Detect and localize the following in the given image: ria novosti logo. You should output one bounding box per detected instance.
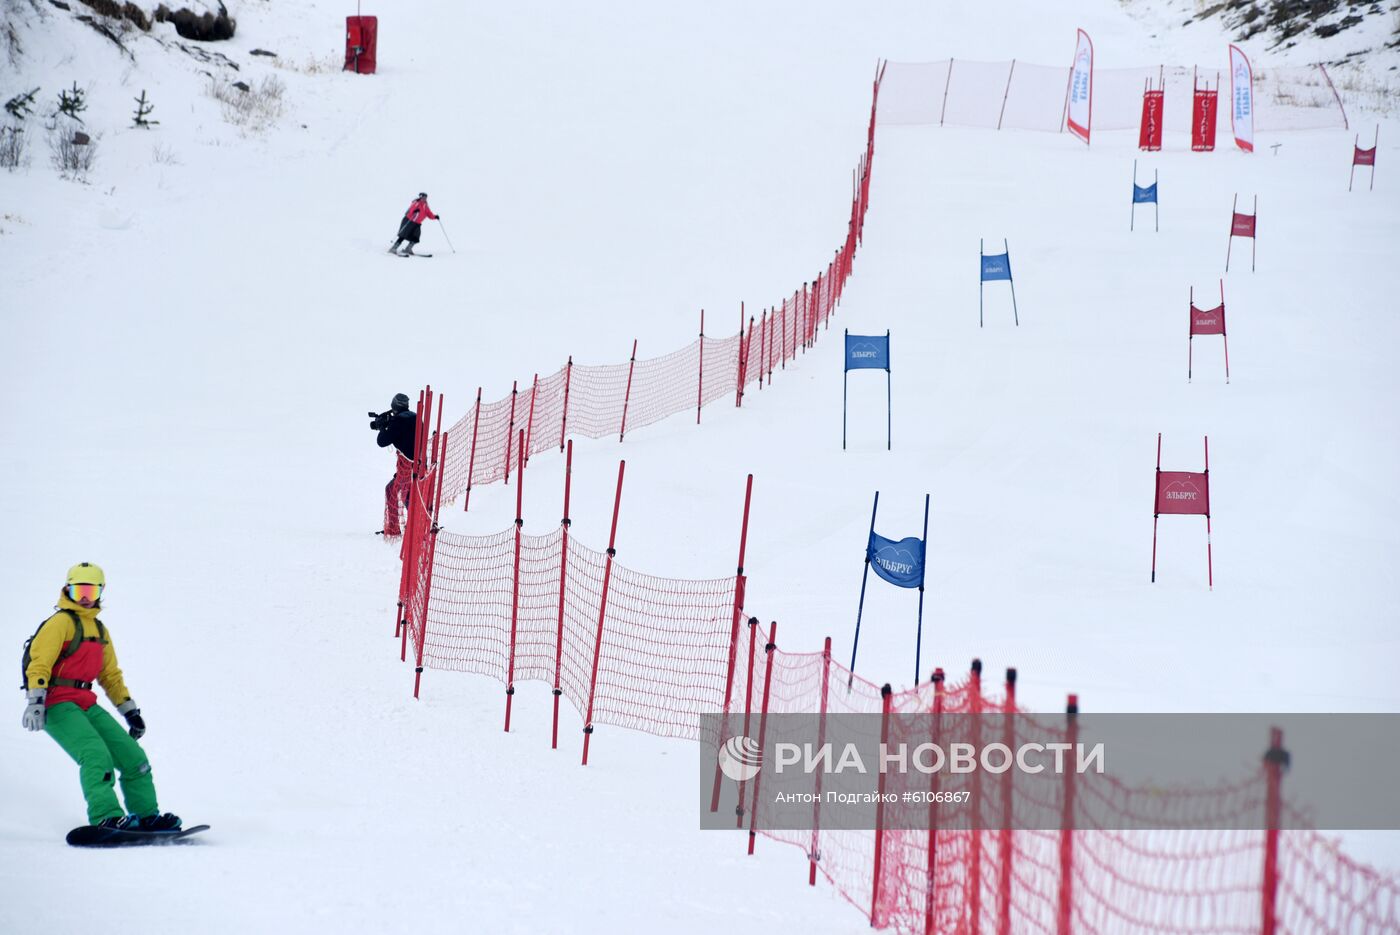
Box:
[718,735,763,782]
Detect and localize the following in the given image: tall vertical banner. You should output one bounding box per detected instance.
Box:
[1066,29,1094,145]
[1192,73,1219,152]
[848,492,931,686]
[843,330,891,451]
[1138,80,1163,151]
[1229,44,1254,153]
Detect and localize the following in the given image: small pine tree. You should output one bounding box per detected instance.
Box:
[56,82,86,124]
[132,90,158,128]
[4,88,39,121]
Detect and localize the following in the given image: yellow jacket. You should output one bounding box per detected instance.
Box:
[24,592,132,709]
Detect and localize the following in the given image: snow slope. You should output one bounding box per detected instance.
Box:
[1,1,1398,932]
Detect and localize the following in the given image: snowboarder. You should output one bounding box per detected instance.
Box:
[21,562,181,832]
[389,192,440,256]
[373,393,417,536]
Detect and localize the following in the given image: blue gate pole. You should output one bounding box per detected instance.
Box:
[1006,238,1020,327]
[843,329,848,451]
[1131,159,1137,232]
[885,329,892,451]
[848,491,880,689]
[914,493,930,685]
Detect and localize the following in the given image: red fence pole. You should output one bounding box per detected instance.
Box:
[696,309,705,424]
[1057,694,1078,935]
[1261,727,1287,935]
[736,616,759,828]
[746,621,778,856]
[412,431,448,699]
[780,301,787,371]
[711,474,754,811]
[969,658,984,935]
[619,341,637,442]
[400,387,430,658]
[870,682,895,924]
[551,439,573,749]
[523,373,539,466]
[802,282,810,354]
[998,668,1017,935]
[758,309,767,392]
[559,356,572,451]
[463,387,482,513]
[581,460,625,766]
[810,636,832,886]
[736,305,750,408]
[504,428,526,732]
[503,380,518,484]
[924,669,946,935]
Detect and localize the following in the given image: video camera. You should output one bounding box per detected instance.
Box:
[368,410,393,432]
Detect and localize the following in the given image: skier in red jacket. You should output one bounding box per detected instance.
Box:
[389,192,440,256]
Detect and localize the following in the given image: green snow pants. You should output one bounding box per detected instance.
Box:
[44,701,158,825]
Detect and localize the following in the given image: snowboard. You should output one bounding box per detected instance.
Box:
[66,823,210,848]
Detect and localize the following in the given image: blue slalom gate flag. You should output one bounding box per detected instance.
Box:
[1133,182,1158,204]
[980,252,1012,282]
[845,332,890,371]
[867,532,925,589]
[843,329,891,450]
[849,492,932,688]
[1132,160,1159,232]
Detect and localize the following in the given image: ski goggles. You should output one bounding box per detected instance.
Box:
[67,583,103,603]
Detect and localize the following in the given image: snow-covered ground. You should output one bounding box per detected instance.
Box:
[1,1,1397,932]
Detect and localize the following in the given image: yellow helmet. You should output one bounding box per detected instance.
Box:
[66,562,106,587]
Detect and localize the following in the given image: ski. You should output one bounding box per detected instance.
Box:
[66,823,210,848]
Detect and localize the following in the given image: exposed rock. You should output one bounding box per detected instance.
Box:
[154,1,235,42]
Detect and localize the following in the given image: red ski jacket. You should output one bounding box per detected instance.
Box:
[405,198,438,224]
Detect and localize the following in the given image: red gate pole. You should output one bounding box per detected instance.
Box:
[870,682,895,924]
[550,439,573,749]
[619,342,637,442]
[1188,286,1195,383]
[758,309,767,391]
[463,387,482,513]
[1261,727,1287,935]
[504,428,526,732]
[503,380,518,484]
[523,373,539,467]
[924,668,946,935]
[710,473,754,812]
[1204,436,1213,589]
[746,621,779,856]
[412,430,448,699]
[1056,693,1079,935]
[736,616,759,828]
[809,636,832,886]
[1226,193,1237,272]
[1220,280,1231,384]
[696,309,705,424]
[559,356,572,451]
[581,460,625,766]
[998,668,1017,935]
[969,658,984,935]
[1151,433,1162,582]
[1252,195,1258,272]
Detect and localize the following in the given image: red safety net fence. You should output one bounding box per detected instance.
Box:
[390,431,1400,933]
[414,66,886,518]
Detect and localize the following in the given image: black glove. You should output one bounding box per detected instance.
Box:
[118,699,146,739]
[436,214,443,220]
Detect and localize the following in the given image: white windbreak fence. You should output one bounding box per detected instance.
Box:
[879,59,1346,134]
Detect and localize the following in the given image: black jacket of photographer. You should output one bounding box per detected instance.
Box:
[376,410,417,461]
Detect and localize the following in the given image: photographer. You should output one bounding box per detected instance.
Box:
[370,393,416,536]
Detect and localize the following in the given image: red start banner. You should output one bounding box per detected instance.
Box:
[1139,89,1164,151]
[1156,471,1210,516]
[1192,88,1218,152]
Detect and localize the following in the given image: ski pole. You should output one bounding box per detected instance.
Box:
[437,219,456,254]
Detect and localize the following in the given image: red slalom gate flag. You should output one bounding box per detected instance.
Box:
[1351,125,1378,192]
[1188,281,1229,383]
[1139,85,1163,151]
[1151,434,1214,587]
[1225,193,1257,272]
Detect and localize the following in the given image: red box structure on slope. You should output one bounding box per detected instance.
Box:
[345,16,378,75]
